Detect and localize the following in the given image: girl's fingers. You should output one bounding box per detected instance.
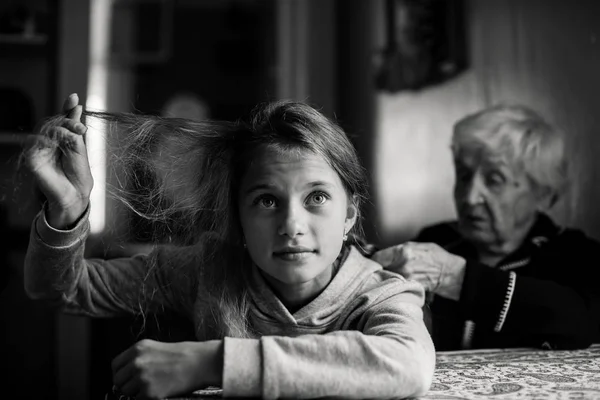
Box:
[112,346,136,377]
[62,118,87,135]
[113,361,136,389]
[39,126,85,157]
[63,93,79,114]
[118,375,141,397]
[23,134,56,172]
[68,104,83,123]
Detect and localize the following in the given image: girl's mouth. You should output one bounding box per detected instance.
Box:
[273,247,316,261]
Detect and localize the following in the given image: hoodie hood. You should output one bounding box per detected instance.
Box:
[246,246,383,336]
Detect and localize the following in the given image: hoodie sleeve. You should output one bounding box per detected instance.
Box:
[222,278,435,399]
[24,207,197,318]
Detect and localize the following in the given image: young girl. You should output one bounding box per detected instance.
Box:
[24,94,435,399]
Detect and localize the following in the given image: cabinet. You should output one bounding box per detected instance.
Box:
[0,1,59,399]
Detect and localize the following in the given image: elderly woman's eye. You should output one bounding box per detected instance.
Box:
[486,172,506,187]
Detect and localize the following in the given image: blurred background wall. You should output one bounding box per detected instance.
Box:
[1,0,600,399]
[375,0,600,246]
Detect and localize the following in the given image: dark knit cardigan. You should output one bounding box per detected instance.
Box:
[415,213,600,350]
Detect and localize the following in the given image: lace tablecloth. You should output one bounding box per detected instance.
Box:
[109,345,600,399]
[421,344,600,399]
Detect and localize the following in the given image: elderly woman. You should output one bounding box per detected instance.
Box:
[374,105,600,350]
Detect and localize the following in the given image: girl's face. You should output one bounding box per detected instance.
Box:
[238,147,357,301]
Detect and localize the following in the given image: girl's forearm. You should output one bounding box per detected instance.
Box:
[188,340,224,389]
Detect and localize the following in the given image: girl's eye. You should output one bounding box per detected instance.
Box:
[307,191,329,206]
[254,195,277,209]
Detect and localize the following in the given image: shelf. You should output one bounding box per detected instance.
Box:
[0,33,48,45]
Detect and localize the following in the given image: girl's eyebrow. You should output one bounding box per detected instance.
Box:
[244,180,335,195]
[244,183,277,195]
[308,181,335,189]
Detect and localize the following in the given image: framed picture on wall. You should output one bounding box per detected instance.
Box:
[375,0,468,92]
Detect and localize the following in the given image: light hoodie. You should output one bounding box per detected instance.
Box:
[25,208,435,399]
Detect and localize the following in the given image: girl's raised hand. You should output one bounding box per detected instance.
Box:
[25,93,94,229]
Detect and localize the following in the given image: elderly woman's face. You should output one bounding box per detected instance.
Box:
[453,148,540,254]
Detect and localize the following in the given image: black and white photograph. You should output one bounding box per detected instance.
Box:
[1,1,599,399]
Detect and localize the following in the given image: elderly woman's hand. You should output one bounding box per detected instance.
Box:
[372,242,467,301]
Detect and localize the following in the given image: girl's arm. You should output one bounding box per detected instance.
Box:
[221,278,435,399]
[24,206,197,318]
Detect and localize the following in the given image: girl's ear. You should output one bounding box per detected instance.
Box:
[344,198,358,234]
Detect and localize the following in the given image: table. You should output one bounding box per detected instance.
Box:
[108,344,600,399]
[421,344,600,399]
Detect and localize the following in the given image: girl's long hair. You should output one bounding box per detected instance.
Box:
[33,100,370,339]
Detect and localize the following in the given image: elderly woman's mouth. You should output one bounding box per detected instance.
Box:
[464,214,489,225]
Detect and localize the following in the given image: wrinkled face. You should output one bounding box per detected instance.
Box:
[238,147,356,288]
[453,147,540,254]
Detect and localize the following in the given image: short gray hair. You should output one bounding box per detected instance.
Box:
[452,104,568,205]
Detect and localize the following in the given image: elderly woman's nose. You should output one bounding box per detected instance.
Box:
[461,178,486,206]
[278,202,307,238]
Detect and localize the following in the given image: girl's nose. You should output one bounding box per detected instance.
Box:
[278,203,306,238]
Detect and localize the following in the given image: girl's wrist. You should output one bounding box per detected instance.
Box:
[46,200,89,230]
[193,339,224,388]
